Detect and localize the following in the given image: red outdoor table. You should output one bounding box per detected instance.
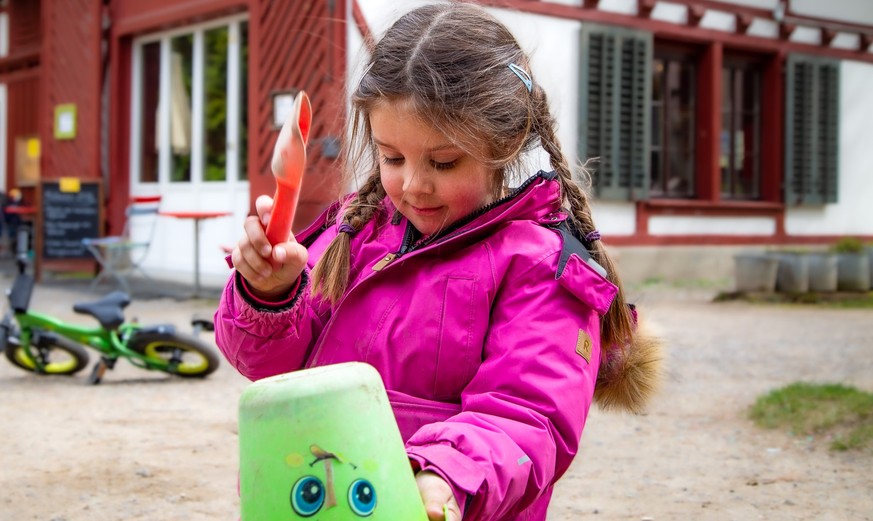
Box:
[5,205,37,216]
[159,210,232,297]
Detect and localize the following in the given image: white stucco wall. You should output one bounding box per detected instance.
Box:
[785,59,873,236]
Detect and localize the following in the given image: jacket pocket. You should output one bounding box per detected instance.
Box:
[433,275,479,400]
[388,389,462,441]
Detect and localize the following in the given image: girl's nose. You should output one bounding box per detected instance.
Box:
[402,168,434,195]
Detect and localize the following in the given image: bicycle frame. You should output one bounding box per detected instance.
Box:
[9,310,174,374]
[1,255,174,375]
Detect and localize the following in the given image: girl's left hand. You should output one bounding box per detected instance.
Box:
[416,471,461,521]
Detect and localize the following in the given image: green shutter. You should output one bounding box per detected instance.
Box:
[579,24,652,200]
[785,55,840,205]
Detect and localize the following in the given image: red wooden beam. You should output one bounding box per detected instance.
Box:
[352,0,375,52]
[638,0,655,19]
[688,4,705,27]
[736,13,752,35]
[820,28,836,47]
[695,42,721,203]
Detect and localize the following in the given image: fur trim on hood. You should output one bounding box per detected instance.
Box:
[594,320,664,414]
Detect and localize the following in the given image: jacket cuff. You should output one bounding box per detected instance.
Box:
[407,444,486,516]
[234,270,307,312]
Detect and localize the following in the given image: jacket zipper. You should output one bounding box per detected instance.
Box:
[371,171,552,271]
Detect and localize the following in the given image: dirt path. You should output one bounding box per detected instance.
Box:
[1,283,871,520]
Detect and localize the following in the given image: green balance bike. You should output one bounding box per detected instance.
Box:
[0,253,220,384]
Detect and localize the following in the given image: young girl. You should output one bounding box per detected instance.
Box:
[216,3,661,520]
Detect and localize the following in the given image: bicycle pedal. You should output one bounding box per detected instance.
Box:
[87,357,117,385]
[88,361,107,385]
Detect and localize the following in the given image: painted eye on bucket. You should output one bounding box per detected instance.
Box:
[348,478,377,516]
[291,475,325,517]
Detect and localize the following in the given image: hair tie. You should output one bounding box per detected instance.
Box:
[338,223,357,236]
[585,230,601,243]
[508,63,533,93]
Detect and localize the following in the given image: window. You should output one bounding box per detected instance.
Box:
[650,49,697,199]
[721,56,762,200]
[785,54,839,205]
[131,16,248,186]
[579,25,836,210]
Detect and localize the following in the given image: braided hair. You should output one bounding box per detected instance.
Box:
[310,2,634,351]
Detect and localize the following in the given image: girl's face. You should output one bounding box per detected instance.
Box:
[370,100,498,237]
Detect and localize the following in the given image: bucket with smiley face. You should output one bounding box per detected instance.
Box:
[238,362,429,520]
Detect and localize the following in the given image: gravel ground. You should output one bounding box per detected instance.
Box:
[1,276,871,521]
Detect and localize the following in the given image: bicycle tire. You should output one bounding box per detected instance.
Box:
[128,331,220,378]
[4,334,90,375]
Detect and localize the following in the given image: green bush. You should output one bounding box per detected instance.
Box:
[832,237,864,254]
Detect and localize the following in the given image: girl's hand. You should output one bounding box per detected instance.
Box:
[231,195,309,300]
[416,471,461,521]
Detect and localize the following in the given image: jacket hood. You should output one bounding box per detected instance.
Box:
[594,318,664,415]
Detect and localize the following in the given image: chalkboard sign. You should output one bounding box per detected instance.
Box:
[40,180,101,260]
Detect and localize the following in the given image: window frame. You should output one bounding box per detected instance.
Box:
[650,43,701,199]
[129,13,248,189]
[720,51,766,201]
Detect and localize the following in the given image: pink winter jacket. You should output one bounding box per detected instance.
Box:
[215,171,618,520]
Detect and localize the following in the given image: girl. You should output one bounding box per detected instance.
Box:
[216,3,661,520]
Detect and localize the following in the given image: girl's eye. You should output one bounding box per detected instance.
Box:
[381,156,403,166]
[431,159,458,171]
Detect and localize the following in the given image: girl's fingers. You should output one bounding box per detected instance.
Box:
[254,195,274,224]
[416,472,459,521]
[243,215,272,258]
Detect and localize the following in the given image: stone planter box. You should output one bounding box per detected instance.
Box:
[836,253,870,291]
[771,252,809,293]
[868,245,873,290]
[807,252,838,292]
[734,254,779,293]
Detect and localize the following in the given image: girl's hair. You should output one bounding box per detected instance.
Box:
[311,2,634,350]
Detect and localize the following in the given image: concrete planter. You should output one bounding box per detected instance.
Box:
[772,252,809,293]
[807,252,838,292]
[836,253,870,292]
[868,246,873,290]
[734,254,779,293]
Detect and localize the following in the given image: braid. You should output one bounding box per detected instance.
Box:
[310,171,386,304]
[530,86,634,352]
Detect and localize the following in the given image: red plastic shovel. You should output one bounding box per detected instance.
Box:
[265,90,312,245]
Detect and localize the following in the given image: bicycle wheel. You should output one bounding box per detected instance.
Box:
[128,331,220,377]
[4,334,90,375]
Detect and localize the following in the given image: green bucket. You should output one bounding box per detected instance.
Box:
[238,362,429,520]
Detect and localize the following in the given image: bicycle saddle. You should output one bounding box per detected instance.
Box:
[73,291,131,330]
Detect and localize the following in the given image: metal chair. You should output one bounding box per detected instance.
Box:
[83,195,162,294]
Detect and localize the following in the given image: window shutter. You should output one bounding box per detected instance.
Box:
[579,24,652,200]
[785,55,840,205]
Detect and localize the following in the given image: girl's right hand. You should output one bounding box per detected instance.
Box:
[231,195,309,300]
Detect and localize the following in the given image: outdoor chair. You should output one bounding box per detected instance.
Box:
[83,195,162,294]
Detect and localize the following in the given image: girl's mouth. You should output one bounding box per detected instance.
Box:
[410,205,441,216]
